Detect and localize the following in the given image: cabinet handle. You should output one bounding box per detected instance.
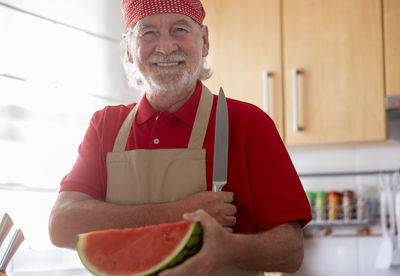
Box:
[292,68,300,132]
[262,71,270,114]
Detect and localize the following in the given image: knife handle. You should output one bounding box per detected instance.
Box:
[0,229,24,272]
[213,181,226,192]
[0,214,13,248]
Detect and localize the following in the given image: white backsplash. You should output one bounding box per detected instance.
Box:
[289,143,400,197]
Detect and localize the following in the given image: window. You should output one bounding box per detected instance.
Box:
[0,2,140,274]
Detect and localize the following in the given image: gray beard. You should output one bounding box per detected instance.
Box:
[143,63,202,99]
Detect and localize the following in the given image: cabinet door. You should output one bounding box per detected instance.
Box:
[283,0,386,145]
[384,0,400,96]
[201,0,284,137]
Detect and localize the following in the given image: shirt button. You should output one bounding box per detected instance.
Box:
[153,138,160,144]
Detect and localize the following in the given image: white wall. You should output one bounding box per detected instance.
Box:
[290,144,400,192]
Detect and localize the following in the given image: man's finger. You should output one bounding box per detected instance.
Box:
[182,209,209,224]
[222,191,234,202]
[223,215,236,227]
[224,227,233,233]
[224,203,237,215]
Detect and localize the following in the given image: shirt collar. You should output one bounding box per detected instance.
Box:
[135,95,158,125]
[136,81,203,126]
[173,80,203,126]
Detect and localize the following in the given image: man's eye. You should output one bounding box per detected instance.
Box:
[142,31,155,36]
[174,27,189,33]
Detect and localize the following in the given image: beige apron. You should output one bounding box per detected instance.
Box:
[106,85,263,276]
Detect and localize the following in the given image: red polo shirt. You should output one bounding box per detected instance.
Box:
[60,81,311,233]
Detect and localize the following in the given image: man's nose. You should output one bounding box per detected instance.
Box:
[155,34,179,55]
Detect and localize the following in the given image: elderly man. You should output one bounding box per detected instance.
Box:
[49,0,311,275]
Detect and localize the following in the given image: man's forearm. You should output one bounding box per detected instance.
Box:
[49,192,188,250]
[230,221,304,273]
[49,190,236,250]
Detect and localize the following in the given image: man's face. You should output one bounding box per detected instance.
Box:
[128,13,209,95]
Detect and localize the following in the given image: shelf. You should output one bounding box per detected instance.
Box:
[306,199,378,228]
[0,182,58,193]
[307,218,375,227]
[298,169,399,178]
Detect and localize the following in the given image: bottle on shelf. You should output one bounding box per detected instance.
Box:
[327,191,341,221]
[315,191,327,221]
[342,190,355,221]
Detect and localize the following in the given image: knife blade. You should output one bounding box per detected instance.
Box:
[212,87,229,192]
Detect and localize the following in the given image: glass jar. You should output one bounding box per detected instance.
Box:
[306,191,316,218]
[342,190,355,221]
[357,196,367,221]
[327,191,341,221]
[315,191,327,221]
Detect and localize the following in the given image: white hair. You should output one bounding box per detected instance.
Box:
[120,25,213,91]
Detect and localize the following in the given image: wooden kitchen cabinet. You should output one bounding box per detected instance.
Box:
[201,0,284,137]
[384,0,400,96]
[202,0,387,145]
[282,0,386,145]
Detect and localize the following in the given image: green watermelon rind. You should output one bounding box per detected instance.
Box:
[77,222,203,276]
[77,235,106,276]
[147,222,203,275]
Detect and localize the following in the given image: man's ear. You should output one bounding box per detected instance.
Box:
[202,25,210,57]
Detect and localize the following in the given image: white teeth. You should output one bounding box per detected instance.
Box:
[156,62,180,67]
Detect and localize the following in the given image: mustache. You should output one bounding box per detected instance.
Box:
[148,51,187,63]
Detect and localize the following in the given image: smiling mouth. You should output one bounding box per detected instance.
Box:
[152,61,184,67]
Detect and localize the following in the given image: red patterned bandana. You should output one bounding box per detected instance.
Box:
[122,0,205,32]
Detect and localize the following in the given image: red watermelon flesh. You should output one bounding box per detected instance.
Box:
[77,221,203,276]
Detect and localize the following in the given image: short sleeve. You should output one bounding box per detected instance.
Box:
[244,108,311,231]
[60,110,108,199]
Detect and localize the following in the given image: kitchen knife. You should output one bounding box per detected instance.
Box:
[212,87,229,192]
[0,229,24,274]
[0,214,13,248]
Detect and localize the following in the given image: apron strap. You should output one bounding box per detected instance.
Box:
[112,84,214,152]
[188,85,213,149]
[113,104,139,152]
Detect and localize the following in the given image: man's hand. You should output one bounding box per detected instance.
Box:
[159,210,305,276]
[181,191,236,230]
[160,209,233,276]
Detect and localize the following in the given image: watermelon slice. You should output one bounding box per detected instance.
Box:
[76,221,203,276]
